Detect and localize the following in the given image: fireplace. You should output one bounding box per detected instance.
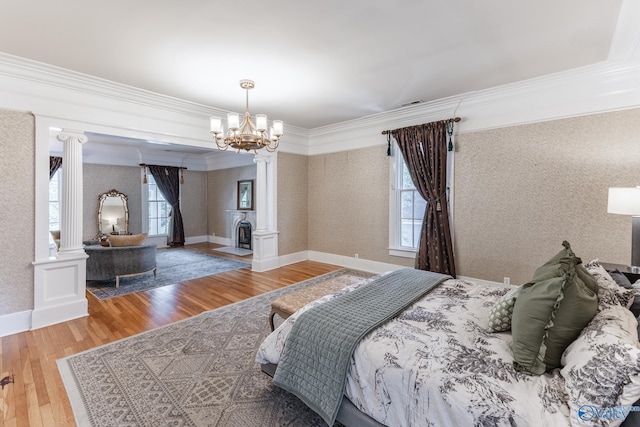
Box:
[237,220,252,250]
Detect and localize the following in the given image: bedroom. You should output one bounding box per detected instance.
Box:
[1,0,640,425]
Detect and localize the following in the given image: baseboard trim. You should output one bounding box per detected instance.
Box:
[184,235,208,245]
[31,299,88,330]
[305,251,405,274]
[0,310,32,337]
[208,235,231,246]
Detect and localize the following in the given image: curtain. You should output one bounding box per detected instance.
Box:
[49,156,62,179]
[391,120,456,277]
[148,165,185,246]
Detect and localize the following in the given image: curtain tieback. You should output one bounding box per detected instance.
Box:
[426,191,448,212]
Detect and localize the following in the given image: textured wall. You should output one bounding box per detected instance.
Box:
[207,165,256,238]
[454,108,640,284]
[0,110,35,316]
[84,165,207,240]
[83,164,142,239]
[277,153,308,255]
[181,170,208,238]
[308,146,414,268]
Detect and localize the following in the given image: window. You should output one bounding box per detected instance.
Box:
[389,152,426,256]
[49,168,61,231]
[389,143,453,258]
[147,174,170,236]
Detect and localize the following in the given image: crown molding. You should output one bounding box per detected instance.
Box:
[0,52,218,117]
[1,0,639,161]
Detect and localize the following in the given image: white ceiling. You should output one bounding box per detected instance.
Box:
[0,0,626,163]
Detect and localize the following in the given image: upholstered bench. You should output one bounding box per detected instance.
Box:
[269,274,369,331]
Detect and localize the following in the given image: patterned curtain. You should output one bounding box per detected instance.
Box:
[391,120,456,277]
[49,156,62,179]
[148,165,185,246]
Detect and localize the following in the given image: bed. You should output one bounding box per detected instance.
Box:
[256,256,640,427]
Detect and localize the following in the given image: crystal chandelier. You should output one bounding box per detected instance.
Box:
[209,80,283,152]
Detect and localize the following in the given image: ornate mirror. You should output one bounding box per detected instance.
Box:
[98,189,129,236]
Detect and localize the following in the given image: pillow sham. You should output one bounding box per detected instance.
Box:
[511,241,598,375]
[585,260,636,310]
[561,304,640,427]
[487,286,521,332]
[108,233,148,247]
[609,269,633,289]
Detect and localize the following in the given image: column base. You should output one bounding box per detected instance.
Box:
[252,230,280,272]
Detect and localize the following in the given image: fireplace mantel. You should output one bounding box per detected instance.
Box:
[226,210,256,248]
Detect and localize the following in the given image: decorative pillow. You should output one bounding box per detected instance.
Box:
[585,260,636,310]
[561,304,640,427]
[609,269,633,289]
[487,286,521,332]
[511,241,598,375]
[108,233,147,247]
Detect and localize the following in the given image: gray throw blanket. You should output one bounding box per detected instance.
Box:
[273,268,451,426]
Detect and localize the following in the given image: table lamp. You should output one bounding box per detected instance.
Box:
[608,187,640,272]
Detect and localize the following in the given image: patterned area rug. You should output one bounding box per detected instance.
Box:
[87,249,251,300]
[58,269,374,427]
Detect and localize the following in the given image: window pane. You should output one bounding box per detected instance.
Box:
[401,220,414,247]
[401,162,415,190]
[49,169,61,231]
[414,194,427,218]
[401,191,414,219]
[147,174,169,236]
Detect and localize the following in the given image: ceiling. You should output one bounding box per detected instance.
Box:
[0,0,625,164]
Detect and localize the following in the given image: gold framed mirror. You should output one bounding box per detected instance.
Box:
[98,189,129,236]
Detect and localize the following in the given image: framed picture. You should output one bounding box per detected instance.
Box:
[237,179,254,210]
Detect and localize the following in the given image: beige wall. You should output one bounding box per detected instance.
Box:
[454,108,640,284]
[308,146,414,268]
[0,110,35,316]
[83,164,142,239]
[181,169,208,238]
[207,165,256,238]
[84,165,207,240]
[277,153,308,255]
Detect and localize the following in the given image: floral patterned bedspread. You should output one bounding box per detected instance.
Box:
[256,277,572,427]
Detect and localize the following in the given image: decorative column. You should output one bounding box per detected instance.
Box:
[57,130,88,257]
[252,153,279,271]
[32,128,89,329]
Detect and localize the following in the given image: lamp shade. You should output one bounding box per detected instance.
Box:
[608,187,640,216]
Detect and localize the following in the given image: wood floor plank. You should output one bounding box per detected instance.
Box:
[1,244,341,426]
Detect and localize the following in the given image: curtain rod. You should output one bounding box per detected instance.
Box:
[139,163,187,170]
[381,117,461,135]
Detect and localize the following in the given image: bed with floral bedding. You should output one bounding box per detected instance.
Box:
[256,256,640,427]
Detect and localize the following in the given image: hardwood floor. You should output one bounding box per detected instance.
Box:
[0,243,341,426]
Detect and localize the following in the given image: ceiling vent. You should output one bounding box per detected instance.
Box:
[399,100,423,108]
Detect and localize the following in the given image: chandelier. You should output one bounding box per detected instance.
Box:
[209,80,283,152]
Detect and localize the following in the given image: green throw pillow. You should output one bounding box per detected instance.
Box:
[488,287,521,332]
[511,241,598,375]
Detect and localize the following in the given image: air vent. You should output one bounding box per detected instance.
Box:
[400,100,423,107]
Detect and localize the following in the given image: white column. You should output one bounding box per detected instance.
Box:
[32,127,89,329]
[57,130,87,257]
[252,153,279,271]
[254,154,269,232]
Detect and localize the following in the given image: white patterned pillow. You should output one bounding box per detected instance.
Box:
[487,286,521,332]
[585,259,635,310]
[561,304,640,427]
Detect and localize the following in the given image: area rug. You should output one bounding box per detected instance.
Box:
[87,249,251,300]
[59,269,373,427]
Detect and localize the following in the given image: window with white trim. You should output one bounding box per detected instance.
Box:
[147,174,170,236]
[389,151,427,257]
[49,168,61,231]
